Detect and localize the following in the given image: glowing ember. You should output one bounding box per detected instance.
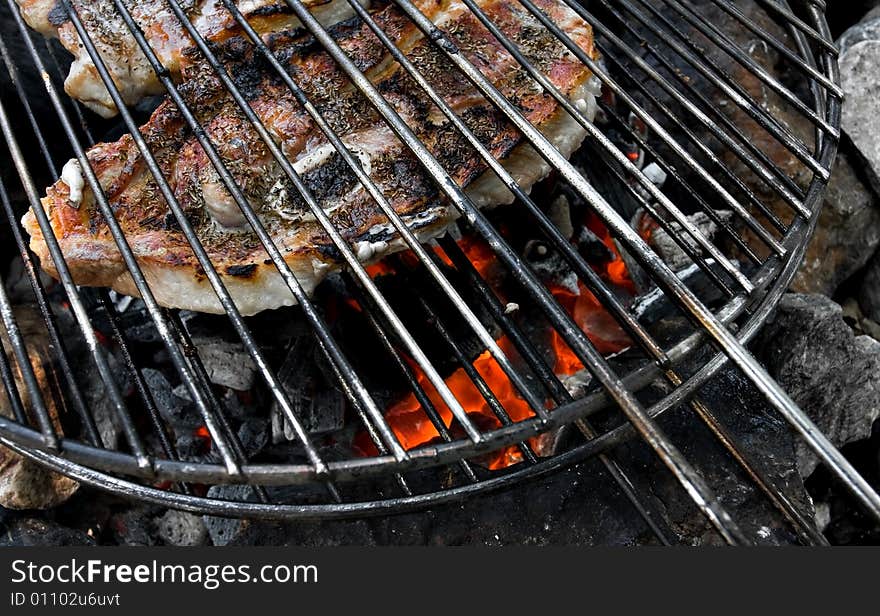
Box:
[193,425,212,455]
[549,282,631,374]
[354,337,535,469]
[635,211,659,243]
[447,235,498,276]
[546,211,637,374]
[354,217,637,469]
[366,261,395,278]
[584,210,635,292]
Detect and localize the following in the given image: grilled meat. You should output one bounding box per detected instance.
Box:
[15,0,368,117]
[24,0,599,315]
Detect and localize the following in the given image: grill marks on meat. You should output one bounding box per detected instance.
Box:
[24,0,599,315]
[14,0,367,117]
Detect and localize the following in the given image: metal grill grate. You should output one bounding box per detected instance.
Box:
[0,0,873,545]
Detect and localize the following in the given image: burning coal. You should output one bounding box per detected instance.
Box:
[354,213,637,469]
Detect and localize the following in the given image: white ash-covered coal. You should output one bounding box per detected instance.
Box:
[0,306,79,510]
